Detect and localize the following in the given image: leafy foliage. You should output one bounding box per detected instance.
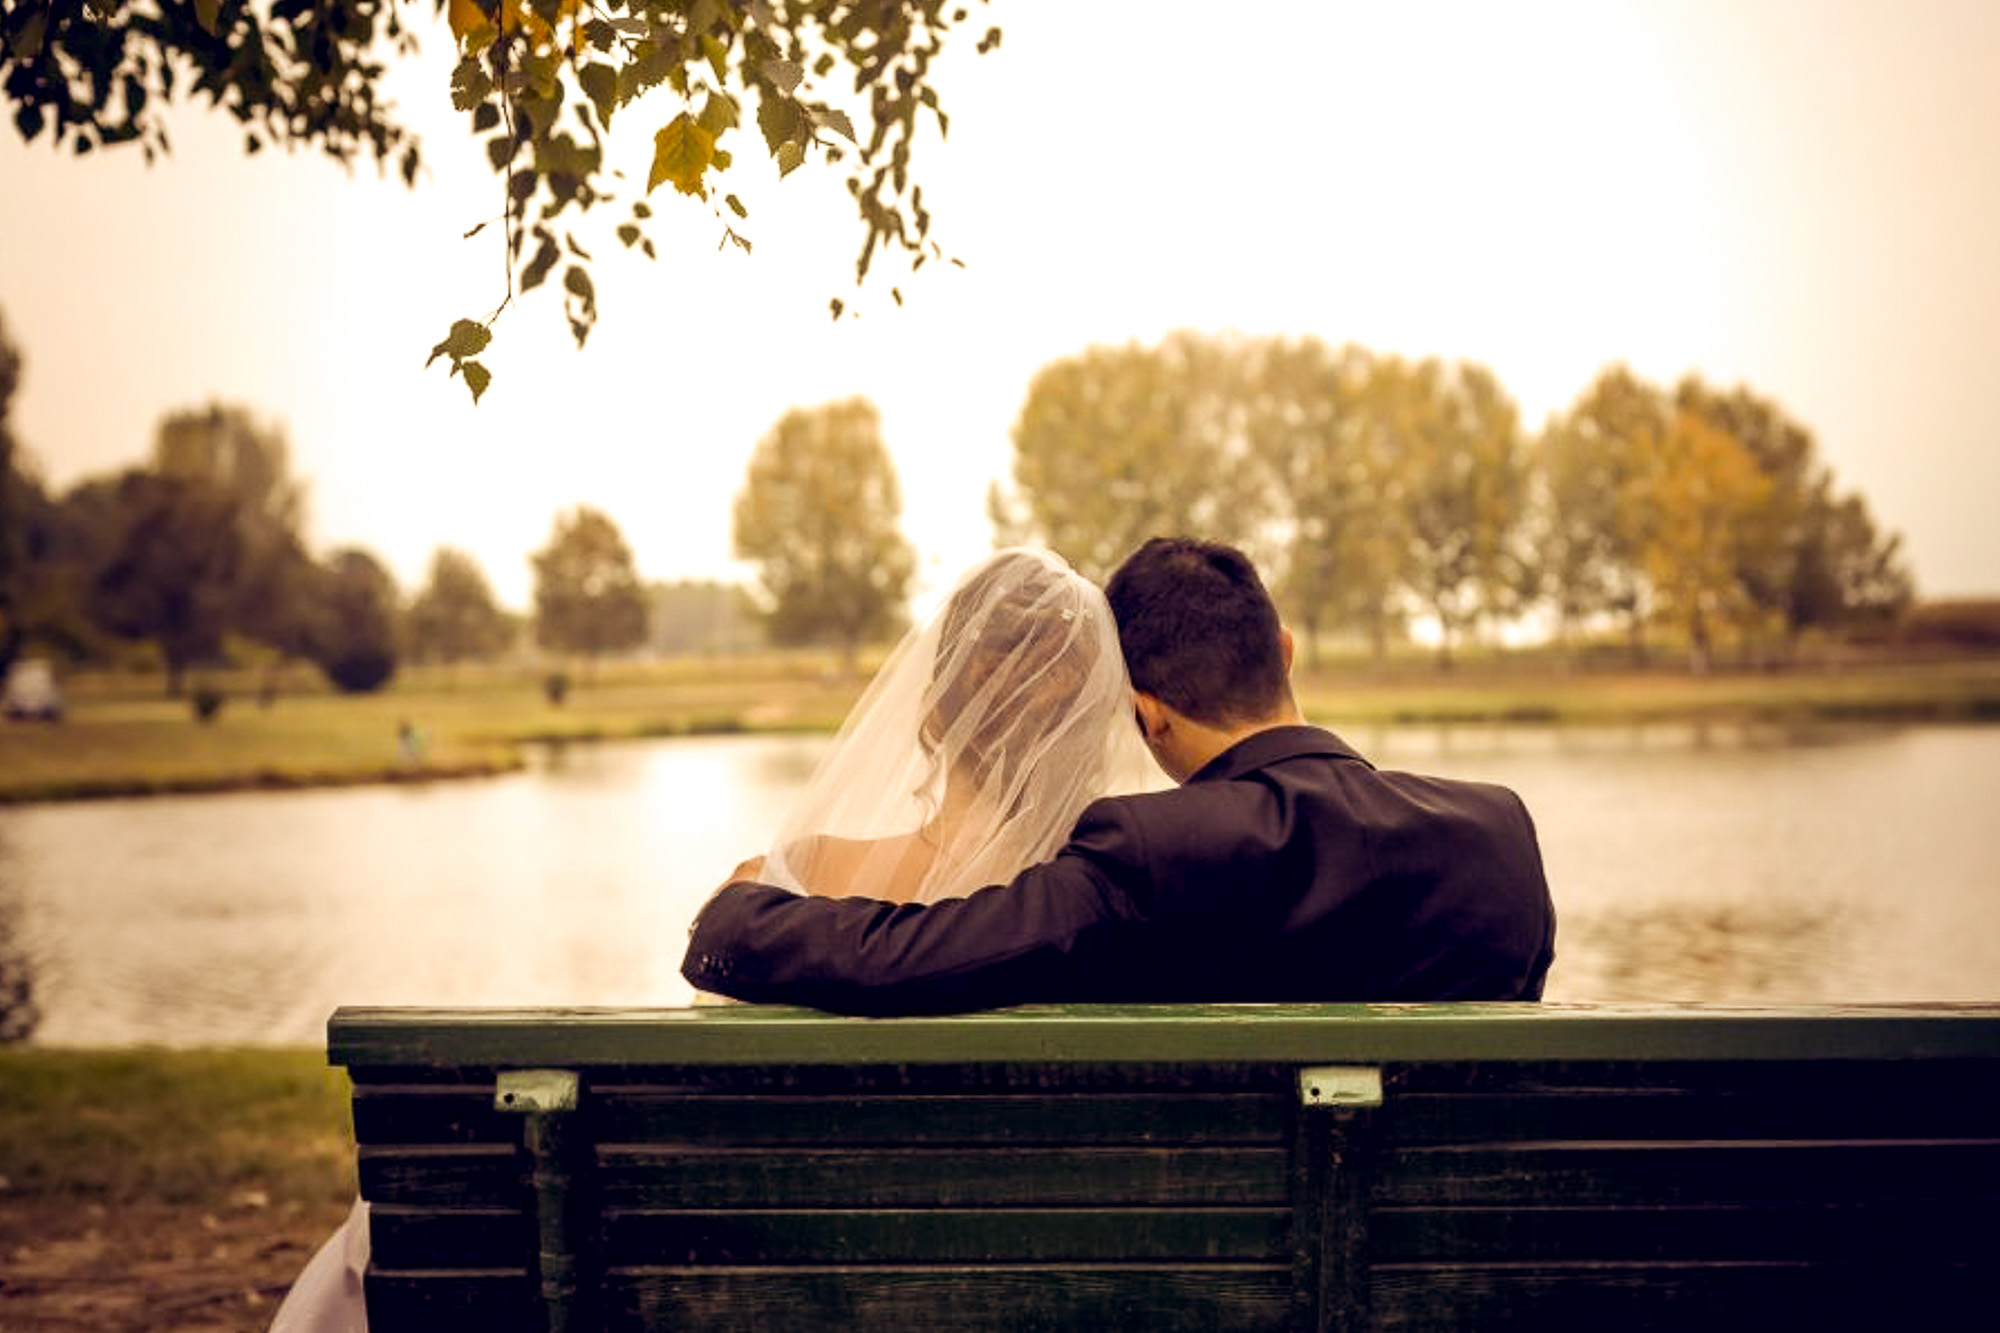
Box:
[732,396,914,660]
[999,335,1914,667]
[407,545,514,662]
[311,547,402,692]
[531,504,648,660]
[995,331,1271,584]
[3,2,999,400]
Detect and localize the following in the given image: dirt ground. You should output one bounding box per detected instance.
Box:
[0,1194,350,1332]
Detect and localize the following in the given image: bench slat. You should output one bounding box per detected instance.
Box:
[596,1144,1292,1208]
[1370,1200,2000,1263]
[1370,1260,1991,1331]
[603,1266,1294,1333]
[601,1206,1290,1265]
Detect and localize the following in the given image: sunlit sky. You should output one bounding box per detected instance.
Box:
[3,0,1996,611]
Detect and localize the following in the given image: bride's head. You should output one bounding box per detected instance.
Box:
[763,546,1142,905]
[921,548,1128,816]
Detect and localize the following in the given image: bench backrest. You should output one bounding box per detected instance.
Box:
[329,1003,2000,1332]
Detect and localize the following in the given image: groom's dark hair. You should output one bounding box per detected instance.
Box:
[1105,537,1290,727]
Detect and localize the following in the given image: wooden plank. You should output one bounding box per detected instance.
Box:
[1381,1082,2000,1144]
[1370,1201,2000,1263]
[595,1144,1291,1209]
[327,1003,2000,1071]
[600,1265,1294,1333]
[602,1206,1290,1265]
[359,1143,520,1208]
[365,1270,537,1333]
[369,1204,528,1270]
[589,1089,1285,1146]
[1370,1259,1997,1331]
[1375,1139,2000,1207]
[352,1084,513,1145]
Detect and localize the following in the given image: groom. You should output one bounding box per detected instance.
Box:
[683,536,1555,1013]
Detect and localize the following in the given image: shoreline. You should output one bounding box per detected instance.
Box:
[3,657,1997,807]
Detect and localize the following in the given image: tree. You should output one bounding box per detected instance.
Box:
[408,545,514,663]
[1535,365,1670,660]
[88,468,244,693]
[1635,410,1774,672]
[994,331,1269,584]
[151,402,318,662]
[532,504,648,665]
[1241,337,1404,660]
[3,2,1003,400]
[1382,356,1530,667]
[0,304,48,677]
[312,546,403,691]
[733,396,914,665]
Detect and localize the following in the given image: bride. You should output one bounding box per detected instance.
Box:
[270,546,1148,1331]
[750,544,1148,905]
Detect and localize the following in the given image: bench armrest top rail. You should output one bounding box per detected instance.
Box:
[327,1002,2000,1069]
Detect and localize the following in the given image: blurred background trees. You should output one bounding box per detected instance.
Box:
[733,396,915,670]
[531,504,648,668]
[995,330,1916,668]
[0,291,1933,689]
[408,546,515,665]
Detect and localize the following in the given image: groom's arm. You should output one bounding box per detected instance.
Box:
[681,839,1144,1015]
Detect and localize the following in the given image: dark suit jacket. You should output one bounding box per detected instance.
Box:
[682,725,1556,1014]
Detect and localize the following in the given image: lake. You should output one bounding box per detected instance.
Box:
[2,722,1996,1046]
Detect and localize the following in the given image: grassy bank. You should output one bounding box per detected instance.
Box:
[4,653,1997,804]
[0,1048,356,1332]
[0,1047,354,1207]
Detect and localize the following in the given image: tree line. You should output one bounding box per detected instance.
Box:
[991,331,1913,669]
[0,308,773,694]
[0,307,1925,695]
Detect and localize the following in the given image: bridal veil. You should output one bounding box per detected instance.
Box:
[762,547,1150,905]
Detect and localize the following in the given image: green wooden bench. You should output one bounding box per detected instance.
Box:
[329,1002,2000,1331]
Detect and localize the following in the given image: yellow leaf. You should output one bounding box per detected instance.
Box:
[447,0,485,46]
[648,113,715,196]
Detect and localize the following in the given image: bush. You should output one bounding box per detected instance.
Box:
[543,670,570,705]
[321,649,397,694]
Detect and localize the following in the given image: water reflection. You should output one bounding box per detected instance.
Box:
[1559,900,1859,1003]
[0,860,40,1042]
[1,723,1996,1045]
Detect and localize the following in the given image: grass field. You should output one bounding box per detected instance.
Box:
[4,651,1997,804]
[0,1048,356,1331]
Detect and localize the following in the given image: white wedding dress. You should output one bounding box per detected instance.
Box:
[269,547,1147,1330]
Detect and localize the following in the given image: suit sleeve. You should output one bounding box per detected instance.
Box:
[681,807,1147,1015]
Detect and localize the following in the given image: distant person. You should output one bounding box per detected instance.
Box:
[685,536,1556,1013]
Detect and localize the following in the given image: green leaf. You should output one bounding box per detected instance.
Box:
[697,91,740,137]
[616,223,641,247]
[701,34,729,83]
[756,89,800,155]
[520,235,560,292]
[426,319,492,369]
[10,9,47,60]
[461,360,492,405]
[724,193,747,219]
[810,107,856,144]
[579,63,618,126]
[192,0,221,37]
[472,102,500,133]
[564,264,596,304]
[451,56,493,112]
[775,139,805,178]
[761,57,803,94]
